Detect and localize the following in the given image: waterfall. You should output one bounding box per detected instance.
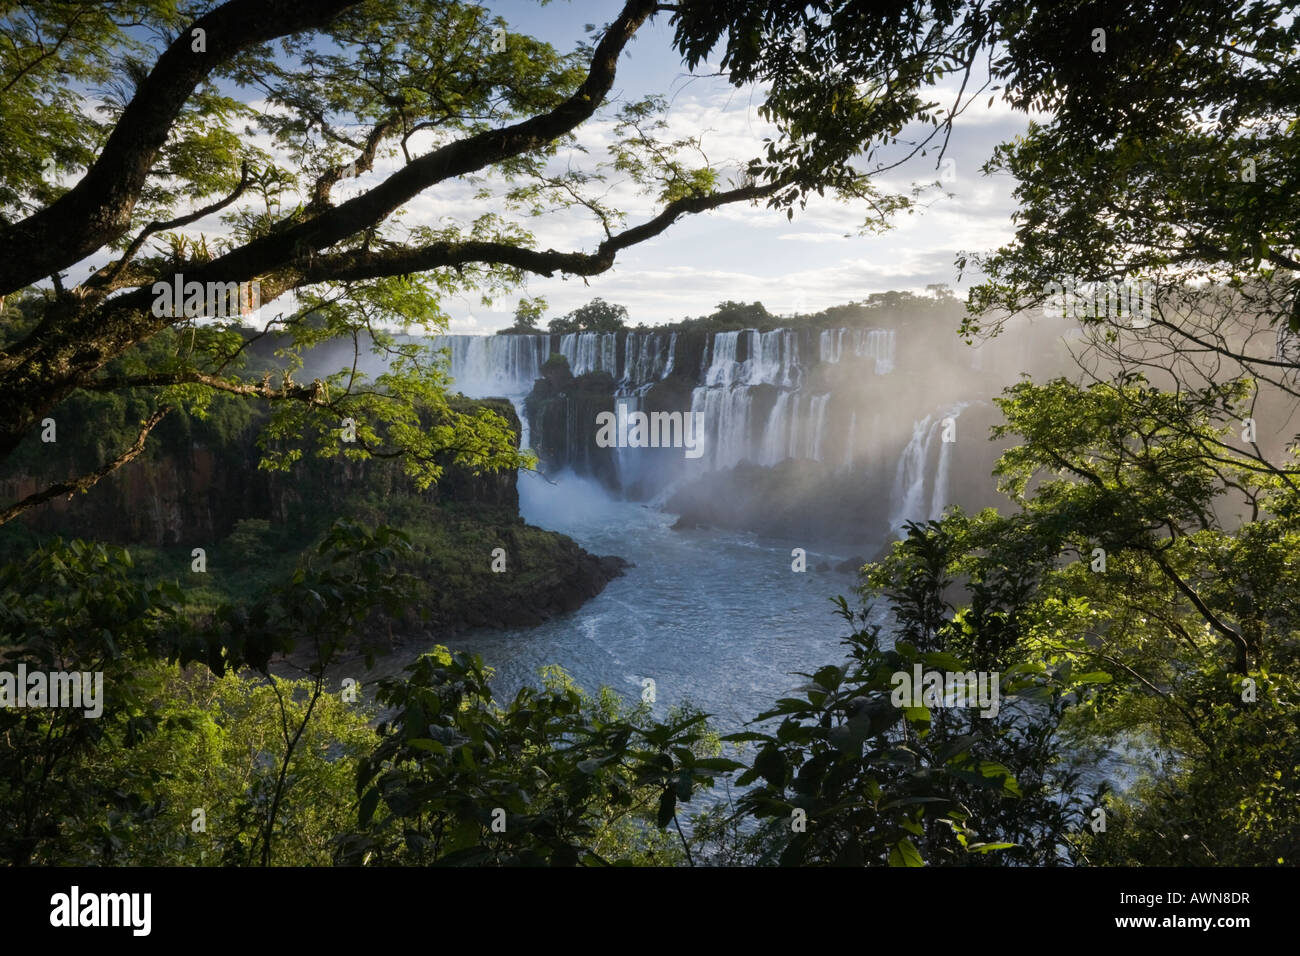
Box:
[612,394,640,483]
[930,424,955,520]
[807,393,831,461]
[749,330,801,387]
[821,328,895,374]
[889,415,937,535]
[682,326,895,474]
[690,383,754,471]
[559,331,618,377]
[618,331,676,394]
[431,330,681,399]
[757,392,795,465]
[843,411,857,470]
[430,334,547,396]
[858,328,896,375]
[704,331,742,386]
[888,403,968,535]
[819,328,853,363]
[432,327,902,497]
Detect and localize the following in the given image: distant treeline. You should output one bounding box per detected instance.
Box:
[497,287,964,336]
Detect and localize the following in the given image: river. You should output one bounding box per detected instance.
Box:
[444,467,881,732]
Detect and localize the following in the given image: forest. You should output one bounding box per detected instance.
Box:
[0,0,1296,874]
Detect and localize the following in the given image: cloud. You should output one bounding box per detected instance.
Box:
[44,3,1036,335]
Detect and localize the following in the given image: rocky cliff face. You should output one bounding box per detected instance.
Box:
[2,396,630,644]
[5,398,520,547]
[523,358,620,489]
[486,316,1078,547]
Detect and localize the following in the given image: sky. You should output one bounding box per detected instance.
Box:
[55,1,1032,334]
[419,0,1032,332]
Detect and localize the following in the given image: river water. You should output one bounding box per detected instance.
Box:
[439,468,882,733]
[421,468,1142,797]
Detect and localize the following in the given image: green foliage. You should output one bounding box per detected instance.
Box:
[200,519,416,677]
[857,375,1300,865]
[51,665,373,866]
[0,2,240,218]
[252,277,534,489]
[341,647,738,866]
[1085,668,1300,865]
[548,298,629,335]
[332,493,609,637]
[4,0,1299,871]
[965,1,1299,337]
[714,597,1101,867]
[498,296,547,334]
[224,518,278,566]
[663,289,962,332]
[0,538,191,864]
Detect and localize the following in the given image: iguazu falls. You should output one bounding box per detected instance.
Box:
[1,0,1295,925]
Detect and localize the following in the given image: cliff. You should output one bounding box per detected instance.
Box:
[499,313,1075,548]
[0,394,627,642]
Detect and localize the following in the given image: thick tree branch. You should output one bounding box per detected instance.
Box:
[299,182,780,284]
[87,160,252,293]
[85,370,327,406]
[309,118,400,211]
[0,0,361,296]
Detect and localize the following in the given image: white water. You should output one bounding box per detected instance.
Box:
[888,402,970,535]
[429,334,546,396]
[427,470,881,729]
[430,332,967,542]
[685,327,892,477]
[432,329,898,490]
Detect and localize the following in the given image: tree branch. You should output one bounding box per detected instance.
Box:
[86,370,326,405]
[1145,548,1252,673]
[87,160,252,293]
[0,0,361,296]
[298,181,780,284]
[0,407,170,527]
[181,0,661,284]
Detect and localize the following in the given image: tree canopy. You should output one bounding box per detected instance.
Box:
[0,0,953,520]
[547,297,629,335]
[2,0,1298,871]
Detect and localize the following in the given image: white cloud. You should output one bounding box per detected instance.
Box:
[42,4,1036,334]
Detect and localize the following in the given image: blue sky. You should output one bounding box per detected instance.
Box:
[428,0,1032,331]
[59,1,1031,333]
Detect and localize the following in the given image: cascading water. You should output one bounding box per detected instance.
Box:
[559,331,619,377]
[819,328,895,374]
[429,334,547,396]
[688,327,888,475]
[843,411,857,470]
[888,402,969,535]
[430,327,898,492]
[621,332,675,390]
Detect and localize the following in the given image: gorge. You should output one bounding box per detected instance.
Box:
[4,299,1081,728]
[386,305,1081,717]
